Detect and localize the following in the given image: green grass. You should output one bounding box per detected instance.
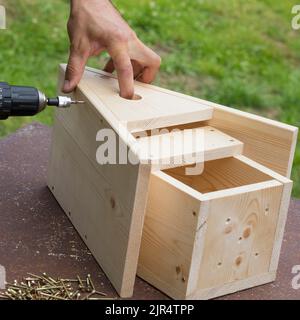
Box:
[0,0,299,196]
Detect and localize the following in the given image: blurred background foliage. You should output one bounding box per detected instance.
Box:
[0,0,299,196]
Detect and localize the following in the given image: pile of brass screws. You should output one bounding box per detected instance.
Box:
[0,273,113,300]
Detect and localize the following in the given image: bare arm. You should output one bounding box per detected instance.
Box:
[63,0,161,99]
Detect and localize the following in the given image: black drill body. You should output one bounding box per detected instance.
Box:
[0,83,43,119]
[0,82,83,120]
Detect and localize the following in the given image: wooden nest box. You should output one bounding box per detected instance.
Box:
[48,64,298,299]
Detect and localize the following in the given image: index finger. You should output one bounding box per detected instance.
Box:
[109,46,134,99]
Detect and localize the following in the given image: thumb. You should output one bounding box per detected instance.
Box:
[63,48,89,93]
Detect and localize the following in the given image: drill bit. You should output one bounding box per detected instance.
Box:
[70,100,85,105]
[47,97,85,108]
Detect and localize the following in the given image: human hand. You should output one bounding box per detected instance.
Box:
[63,0,161,99]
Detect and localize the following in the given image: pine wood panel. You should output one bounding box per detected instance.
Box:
[48,117,150,298]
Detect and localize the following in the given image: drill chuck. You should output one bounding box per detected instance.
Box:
[0,82,84,119]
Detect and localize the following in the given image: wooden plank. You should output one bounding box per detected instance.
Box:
[163,157,274,194]
[195,183,283,292]
[187,272,276,300]
[48,118,150,297]
[59,64,213,132]
[202,106,298,178]
[55,90,140,213]
[186,201,210,297]
[234,155,293,184]
[233,155,293,274]
[135,126,243,170]
[269,180,292,273]
[137,171,201,299]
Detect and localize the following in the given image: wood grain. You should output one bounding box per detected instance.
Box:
[75,64,298,178]
[60,64,213,132]
[48,118,151,297]
[196,183,283,290]
[164,157,273,194]
[136,126,243,170]
[137,172,201,299]
[50,70,152,298]
[204,107,298,178]
[139,156,287,299]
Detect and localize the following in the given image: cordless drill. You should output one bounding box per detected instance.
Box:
[0,82,84,120]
